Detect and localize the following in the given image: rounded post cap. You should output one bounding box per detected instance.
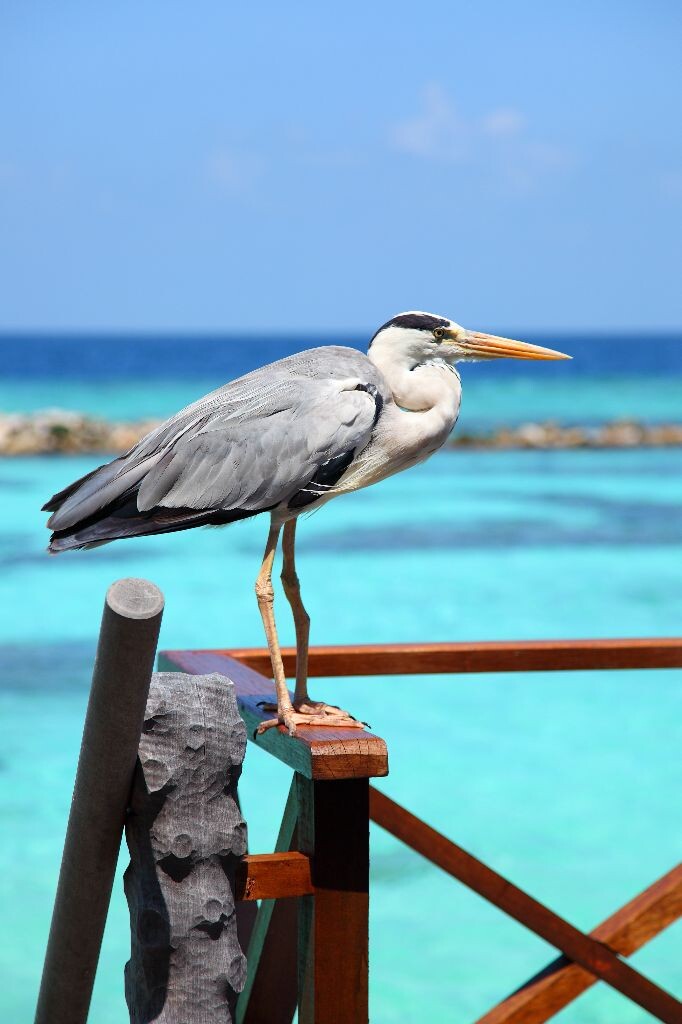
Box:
[105,577,165,620]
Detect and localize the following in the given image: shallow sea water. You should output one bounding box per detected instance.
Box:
[2,440,681,1022]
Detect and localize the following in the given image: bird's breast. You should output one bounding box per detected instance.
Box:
[328,398,458,497]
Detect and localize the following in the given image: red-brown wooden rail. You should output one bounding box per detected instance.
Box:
[161,641,682,1024]
[202,638,682,677]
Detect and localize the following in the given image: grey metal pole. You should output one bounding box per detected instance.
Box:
[35,577,164,1024]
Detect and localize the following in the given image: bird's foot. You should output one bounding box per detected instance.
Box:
[256,700,366,737]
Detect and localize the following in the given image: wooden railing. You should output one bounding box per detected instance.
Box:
[159,641,682,1024]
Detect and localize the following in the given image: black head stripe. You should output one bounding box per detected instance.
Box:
[369,313,450,346]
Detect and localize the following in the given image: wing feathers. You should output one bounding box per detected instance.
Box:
[44,347,387,550]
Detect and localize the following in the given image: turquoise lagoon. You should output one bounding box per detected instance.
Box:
[1,347,681,1022]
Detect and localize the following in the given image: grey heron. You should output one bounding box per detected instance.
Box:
[43,312,569,735]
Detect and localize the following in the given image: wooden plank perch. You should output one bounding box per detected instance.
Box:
[35,578,164,1024]
[159,649,389,781]
[124,671,248,1024]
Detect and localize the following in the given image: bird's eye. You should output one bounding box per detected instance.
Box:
[433,328,444,340]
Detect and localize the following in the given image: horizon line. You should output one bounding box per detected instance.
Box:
[1,326,681,340]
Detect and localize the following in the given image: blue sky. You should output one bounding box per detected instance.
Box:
[1,1,681,332]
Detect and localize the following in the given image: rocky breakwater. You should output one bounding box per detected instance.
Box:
[0,409,160,455]
[1,410,682,455]
[451,420,682,449]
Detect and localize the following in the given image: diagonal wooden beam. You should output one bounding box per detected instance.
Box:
[369,788,682,1024]
[476,863,682,1024]
[236,780,299,1024]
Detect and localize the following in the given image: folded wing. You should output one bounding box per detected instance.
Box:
[44,348,384,551]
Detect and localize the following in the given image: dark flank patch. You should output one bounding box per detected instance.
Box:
[288,381,384,510]
[288,449,357,510]
[354,382,384,426]
[368,313,450,346]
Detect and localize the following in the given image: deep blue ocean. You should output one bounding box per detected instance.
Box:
[1,332,681,1022]
[2,331,682,428]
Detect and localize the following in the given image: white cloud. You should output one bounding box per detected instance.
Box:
[481,108,526,138]
[205,149,263,194]
[391,83,471,161]
[390,83,574,192]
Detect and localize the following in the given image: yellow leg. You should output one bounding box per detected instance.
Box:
[256,518,365,736]
[281,520,311,706]
[254,522,296,733]
[278,519,364,731]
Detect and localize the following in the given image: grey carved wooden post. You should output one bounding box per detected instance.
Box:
[124,671,248,1023]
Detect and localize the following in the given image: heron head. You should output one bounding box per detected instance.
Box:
[368,311,571,365]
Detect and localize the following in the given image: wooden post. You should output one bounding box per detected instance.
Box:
[35,578,164,1024]
[296,777,370,1024]
[237,779,300,1024]
[161,647,387,1024]
[123,671,248,1023]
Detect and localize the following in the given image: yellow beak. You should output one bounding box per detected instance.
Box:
[456,331,571,361]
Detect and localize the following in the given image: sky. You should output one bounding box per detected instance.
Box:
[1,1,681,333]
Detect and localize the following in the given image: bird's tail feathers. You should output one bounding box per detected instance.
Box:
[47,498,266,553]
[43,455,162,532]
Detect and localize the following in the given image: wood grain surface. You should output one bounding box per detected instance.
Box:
[298,777,370,1024]
[235,853,313,901]
[159,650,388,780]
[202,638,682,677]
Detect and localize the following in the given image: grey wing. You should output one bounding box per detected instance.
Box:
[135,375,381,513]
[44,352,383,548]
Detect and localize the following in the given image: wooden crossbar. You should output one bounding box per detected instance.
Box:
[235,853,314,901]
[369,788,682,1023]
[218,638,682,677]
[477,863,682,1023]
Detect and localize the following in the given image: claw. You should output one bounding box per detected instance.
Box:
[256,708,366,737]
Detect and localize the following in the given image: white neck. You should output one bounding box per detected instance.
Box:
[327,337,462,495]
[368,337,462,419]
